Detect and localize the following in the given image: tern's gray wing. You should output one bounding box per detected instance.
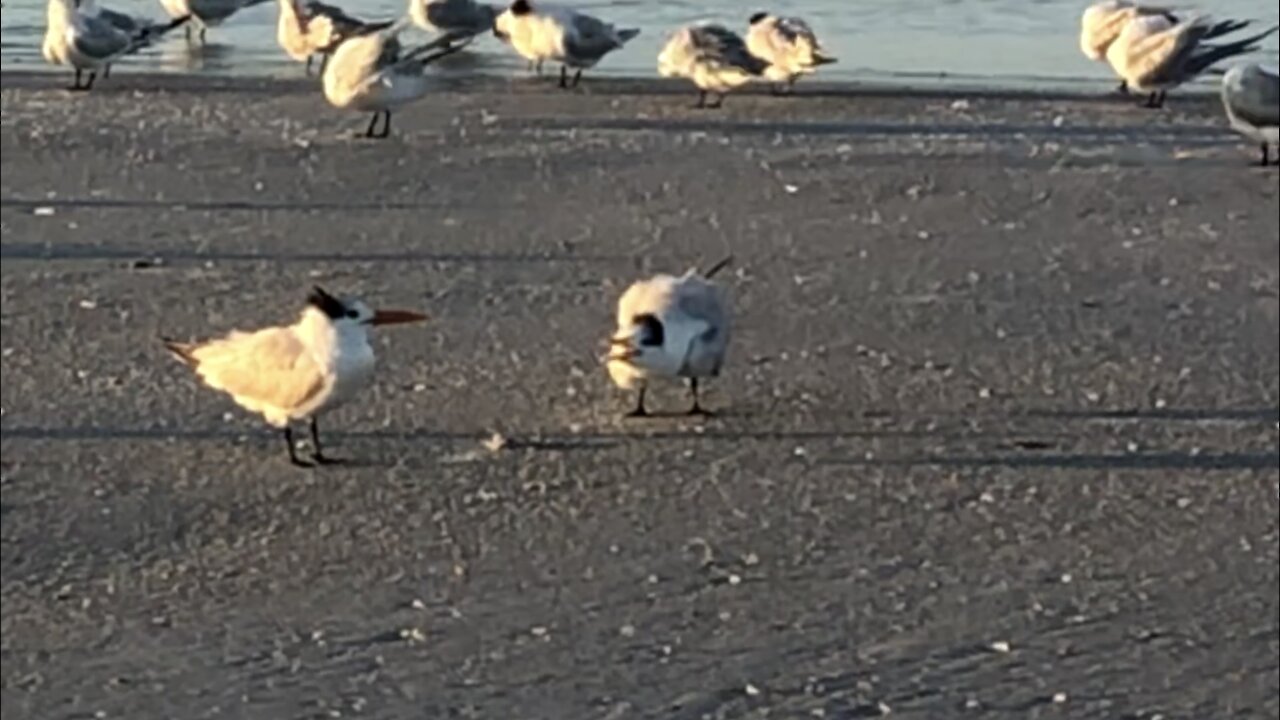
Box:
[426,0,494,34]
[189,0,256,24]
[1126,22,1210,86]
[675,284,729,376]
[691,25,768,73]
[73,15,134,59]
[676,282,728,337]
[1227,66,1280,128]
[563,13,624,61]
[98,6,142,32]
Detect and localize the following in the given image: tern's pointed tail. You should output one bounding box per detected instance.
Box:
[1203,18,1251,40]
[1186,24,1279,77]
[129,13,190,53]
[161,337,200,368]
[404,33,474,68]
[701,255,734,280]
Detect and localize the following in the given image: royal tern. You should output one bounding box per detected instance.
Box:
[73,0,153,78]
[277,0,392,76]
[745,12,835,93]
[1107,15,1278,107]
[323,21,471,138]
[492,0,639,88]
[43,0,189,90]
[158,0,271,45]
[606,257,733,418]
[1080,1,1254,94]
[163,287,428,467]
[658,23,768,108]
[410,0,498,45]
[1221,62,1279,165]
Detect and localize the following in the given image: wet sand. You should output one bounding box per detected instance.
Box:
[1,72,1278,719]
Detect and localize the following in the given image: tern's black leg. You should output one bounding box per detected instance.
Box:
[83,72,96,91]
[318,53,331,75]
[686,378,713,416]
[284,427,313,468]
[571,68,583,88]
[199,27,207,44]
[305,55,313,76]
[695,90,707,108]
[558,64,568,89]
[377,111,392,138]
[364,112,380,138]
[70,68,84,91]
[103,64,112,80]
[536,59,544,76]
[309,417,343,464]
[1115,80,1128,95]
[624,387,649,418]
[1260,144,1270,167]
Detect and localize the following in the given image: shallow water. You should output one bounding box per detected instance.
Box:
[4,0,1278,89]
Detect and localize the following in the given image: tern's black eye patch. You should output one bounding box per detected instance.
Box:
[632,313,664,347]
[307,286,348,319]
[749,11,768,24]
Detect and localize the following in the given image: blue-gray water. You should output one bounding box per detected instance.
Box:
[3,0,1278,88]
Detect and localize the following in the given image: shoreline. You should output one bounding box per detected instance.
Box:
[0,68,1226,104]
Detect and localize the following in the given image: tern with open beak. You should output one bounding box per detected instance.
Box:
[163,287,428,467]
[605,257,733,418]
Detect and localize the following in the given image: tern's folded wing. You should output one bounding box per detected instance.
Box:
[191,328,327,411]
[71,17,133,59]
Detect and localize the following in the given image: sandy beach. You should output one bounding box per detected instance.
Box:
[1,72,1278,719]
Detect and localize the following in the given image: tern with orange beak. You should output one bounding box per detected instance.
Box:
[605,257,733,418]
[163,287,428,467]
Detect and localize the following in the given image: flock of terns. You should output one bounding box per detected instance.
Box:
[27,0,1280,466]
[41,0,1279,144]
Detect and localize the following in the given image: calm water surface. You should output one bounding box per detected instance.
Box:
[3,0,1277,88]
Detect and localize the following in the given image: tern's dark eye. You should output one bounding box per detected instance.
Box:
[632,313,664,347]
[346,309,359,319]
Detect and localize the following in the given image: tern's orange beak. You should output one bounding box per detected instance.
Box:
[370,309,429,326]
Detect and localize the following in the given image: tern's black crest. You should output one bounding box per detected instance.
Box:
[749,12,769,25]
[633,314,665,347]
[307,286,348,319]
[511,0,533,16]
